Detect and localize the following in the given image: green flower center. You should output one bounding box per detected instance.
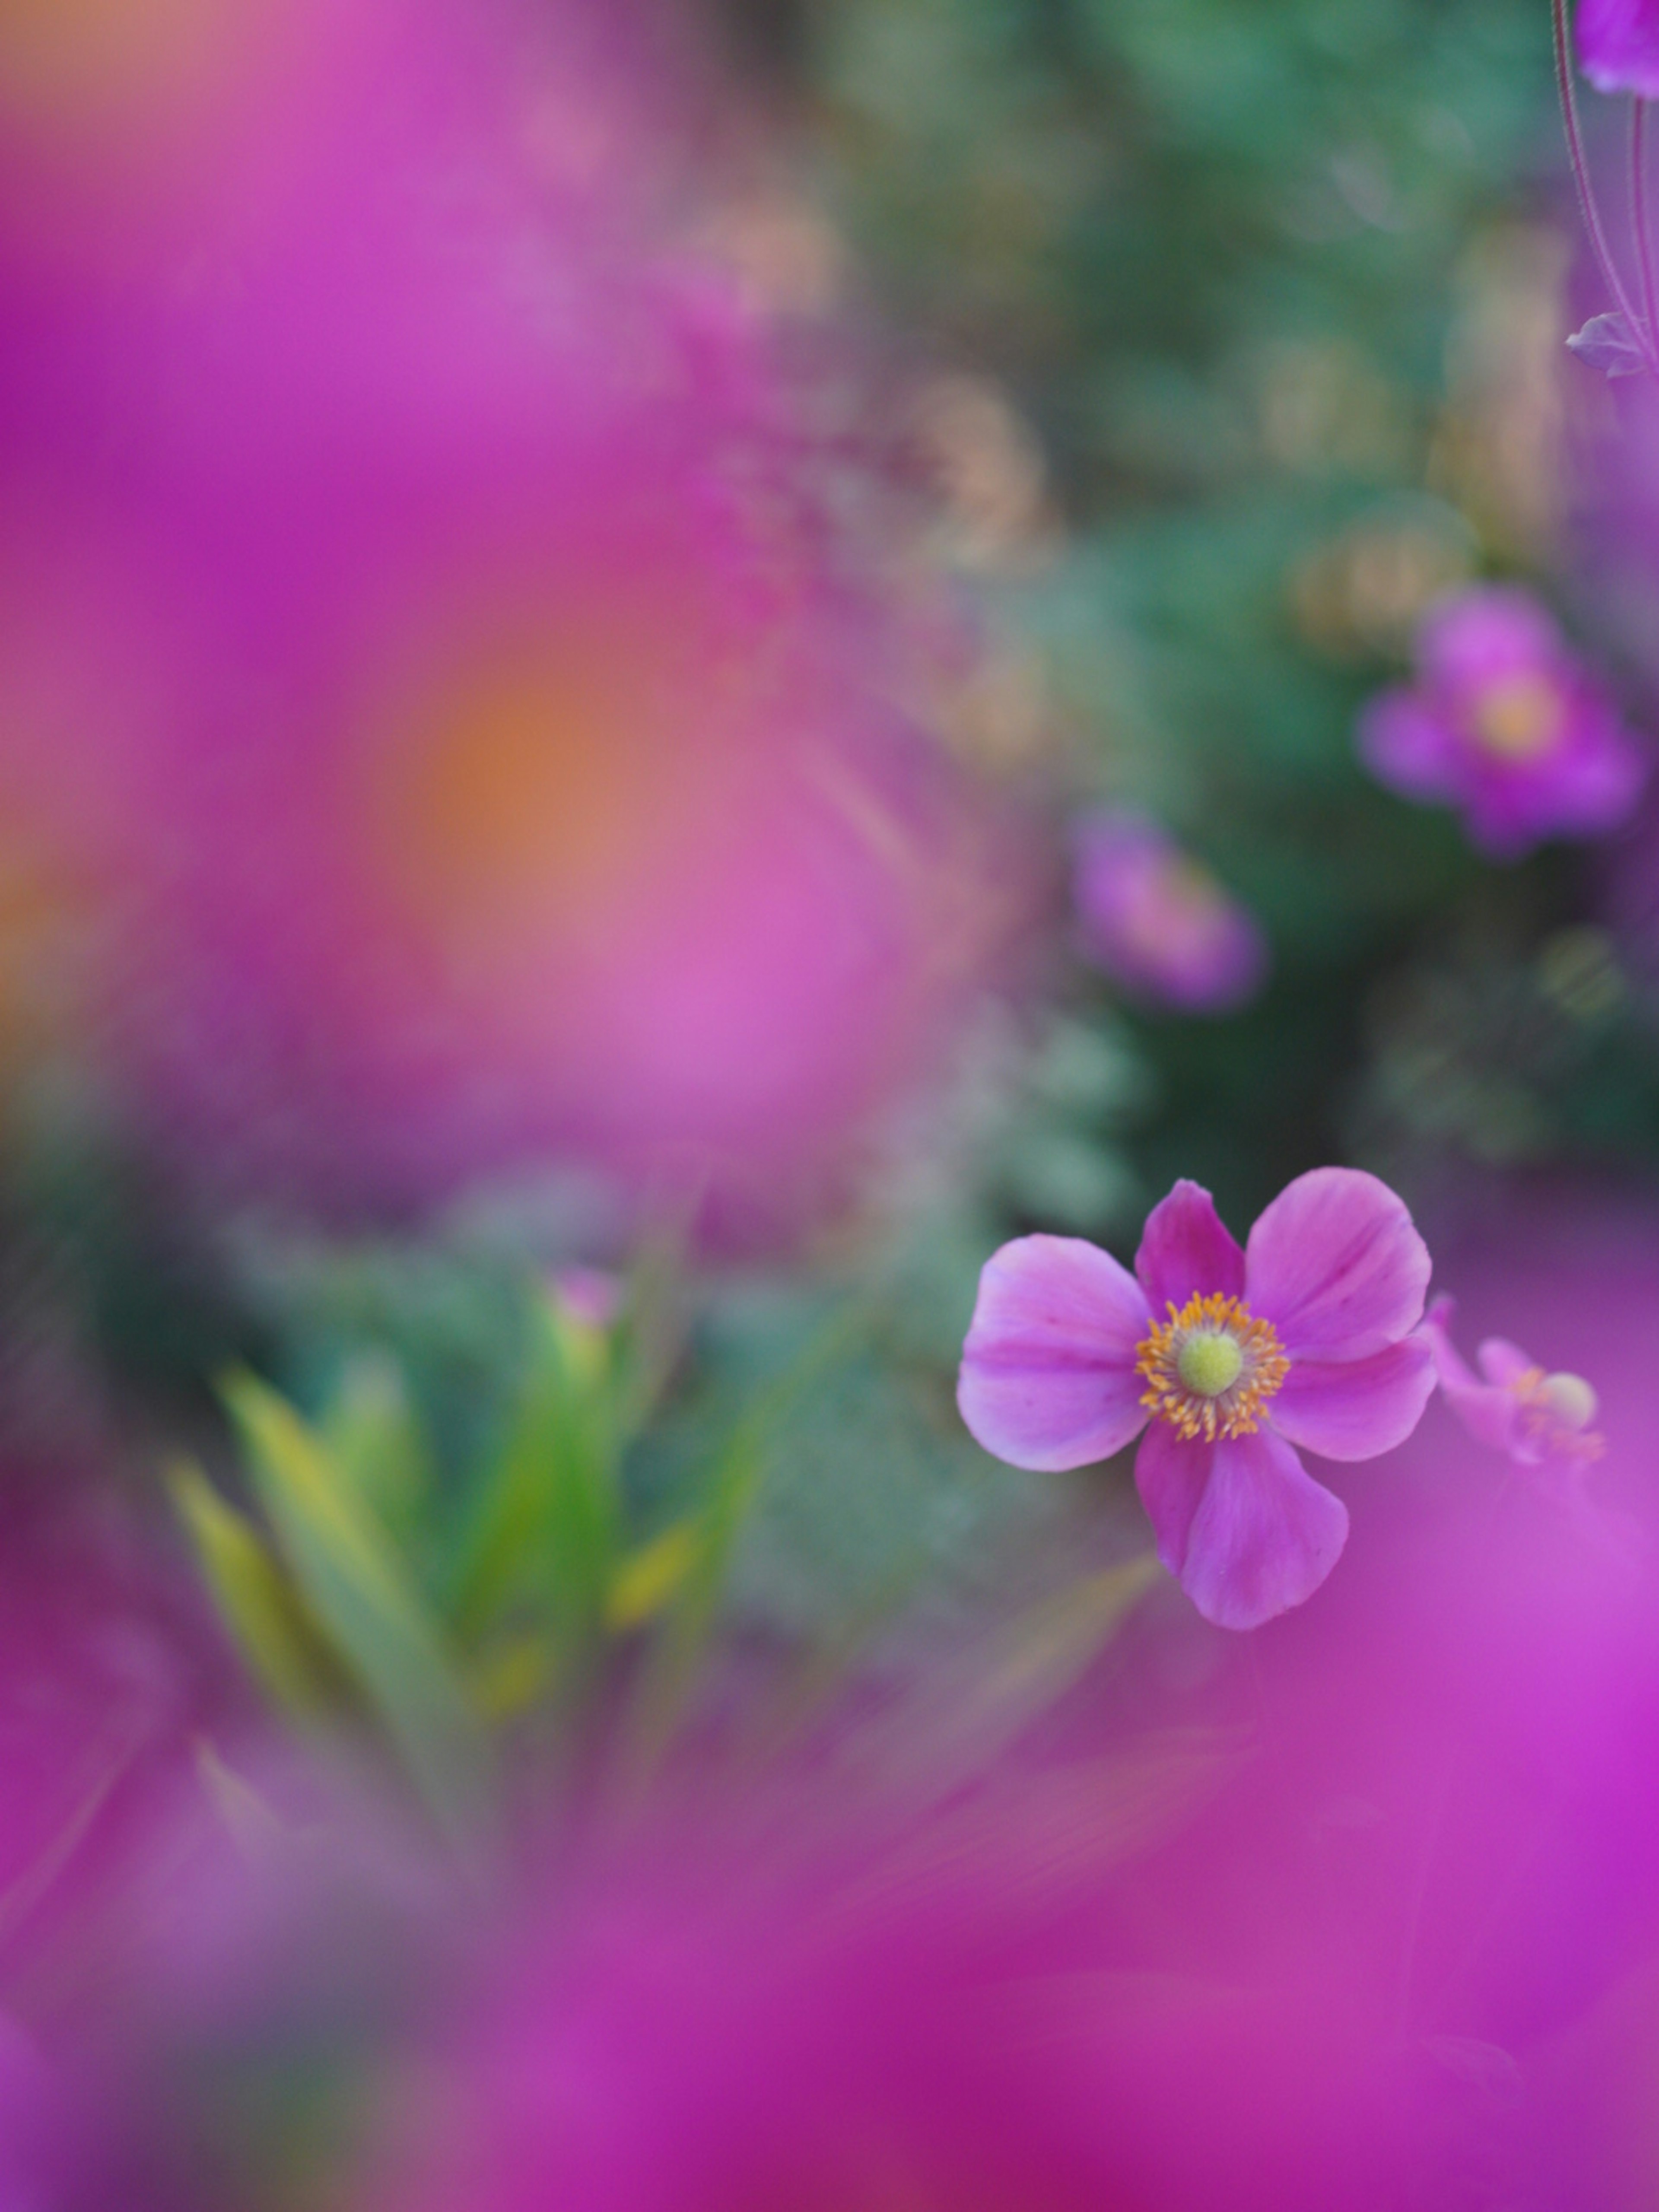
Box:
[1176,1329,1245,1398]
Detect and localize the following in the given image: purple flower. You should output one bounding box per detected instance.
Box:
[1415,1292,1645,1573]
[1420,1293,1603,1471]
[1072,812,1267,1012]
[361,1832,1136,2212]
[1577,0,1659,97]
[957,1171,1435,1629]
[1357,587,1646,859]
[0,0,1020,1243]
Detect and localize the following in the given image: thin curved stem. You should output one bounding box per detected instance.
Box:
[1553,0,1659,369]
[1632,97,1659,349]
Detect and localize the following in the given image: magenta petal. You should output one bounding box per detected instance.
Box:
[1549,723,1648,833]
[1135,1179,1245,1312]
[1417,585,1560,686]
[1421,1293,1474,1387]
[958,1235,1150,1471]
[1475,1337,1534,1390]
[1133,1421,1213,1579]
[1357,691,1457,801]
[1578,0,1659,97]
[1420,1302,1521,1453]
[1244,1167,1430,1360]
[1179,1427,1350,1631]
[1268,1335,1434,1462]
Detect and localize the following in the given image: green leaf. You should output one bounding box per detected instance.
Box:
[619,1421,769,1778]
[467,1630,555,1722]
[222,1372,495,1847]
[625,1303,869,1766]
[317,1353,431,1540]
[168,1456,349,1720]
[606,1522,701,1631]
[446,1292,620,1668]
[610,1224,693,1440]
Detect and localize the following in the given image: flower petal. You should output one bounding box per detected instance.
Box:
[1417,585,1560,687]
[1269,1335,1435,1462]
[1357,691,1458,801]
[1135,1179,1245,1312]
[1422,1300,1519,1453]
[1578,0,1659,98]
[1180,1427,1350,1631]
[958,1235,1150,1471]
[1475,1336,1534,1390]
[1133,1421,1213,1580]
[1421,1293,1474,1386]
[1244,1167,1430,1360]
[1545,718,1647,835]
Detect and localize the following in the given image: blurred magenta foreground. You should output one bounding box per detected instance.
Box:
[0,1196,1647,2206]
[0,0,1020,1240]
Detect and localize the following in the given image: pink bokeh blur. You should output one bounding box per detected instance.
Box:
[0,0,1023,1241]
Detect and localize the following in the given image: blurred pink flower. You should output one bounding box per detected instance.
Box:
[1417,1290,1648,1575]
[1071,812,1267,1012]
[0,0,1021,1241]
[957,1171,1435,1628]
[1421,1292,1602,1470]
[1577,0,1659,97]
[358,1776,1473,2212]
[363,1838,1127,2212]
[1358,587,1646,859]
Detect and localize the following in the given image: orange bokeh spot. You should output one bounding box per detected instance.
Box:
[366,613,749,965]
[1470,674,1564,765]
[0,0,216,97]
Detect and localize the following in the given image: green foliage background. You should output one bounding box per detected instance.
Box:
[721,0,1652,1234]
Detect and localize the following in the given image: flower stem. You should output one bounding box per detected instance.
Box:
[1633,98,1659,350]
[1552,0,1658,370]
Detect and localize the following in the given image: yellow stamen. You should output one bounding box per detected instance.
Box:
[1470,675,1563,764]
[1135,1292,1290,1444]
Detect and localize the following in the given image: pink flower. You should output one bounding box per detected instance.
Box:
[1577,0,1659,97]
[957,1171,1436,1629]
[0,0,1018,1242]
[1072,812,1267,1013]
[1420,1293,1603,1471]
[362,1834,1133,2212]
[1415,1291,1644,1570]
[1357,587,1646,859]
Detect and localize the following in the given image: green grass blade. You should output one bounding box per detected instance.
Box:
[168,1457,350,1720]
[222,1372,496,1846]
[446,1294,620,1665]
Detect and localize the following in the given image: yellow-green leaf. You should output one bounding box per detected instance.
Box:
[606,1522,700,1631]
[168,1456,346,1719]
[222,1372,495,1847]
